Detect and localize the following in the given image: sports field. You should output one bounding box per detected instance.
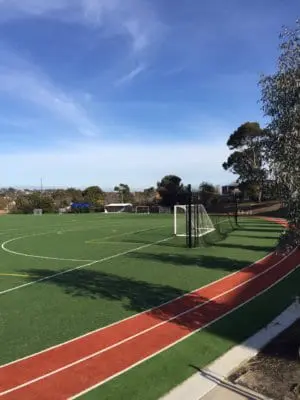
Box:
[0,213,299,400]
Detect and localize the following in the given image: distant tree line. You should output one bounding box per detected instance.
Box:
[0,176,225,214]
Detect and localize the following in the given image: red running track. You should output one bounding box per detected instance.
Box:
[0,218,297,399]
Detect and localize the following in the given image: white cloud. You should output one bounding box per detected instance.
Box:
[0,47,99,137]
[0,0,70,17]
[114,65,145,86]
[0,0,163,55]
[0,140,233,189]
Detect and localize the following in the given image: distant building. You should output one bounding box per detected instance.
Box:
[221,182,240,196]
[221,181,249,201]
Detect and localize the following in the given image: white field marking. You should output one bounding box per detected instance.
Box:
[71,260,300,400]
[0,236,172,297]
[0,228,21,236]
[0,260,98,297]
[0,216,282,364]
[0,273,31,278]
[1,233,95,263]
[86,225,167,244]
[0,248,297,397]
[0,250,274,369]
[1,224,169,262]
[86,241,155,246]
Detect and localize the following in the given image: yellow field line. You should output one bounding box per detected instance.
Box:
[0,273,29,278]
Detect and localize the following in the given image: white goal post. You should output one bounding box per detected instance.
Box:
[104,203,133,213]
[33,209,43,215]
[174,204,215,237]
[135,206,150,214]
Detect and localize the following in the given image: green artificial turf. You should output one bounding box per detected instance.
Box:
[0,213,284,394]
[81,268,300,400]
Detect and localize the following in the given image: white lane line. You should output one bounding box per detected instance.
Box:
[71,259,300,400]
[0,251,274,369]
[0,248,297,397]
[0,236,172,296]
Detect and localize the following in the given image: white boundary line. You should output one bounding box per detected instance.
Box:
[0,236,172,297]
[1,231,95,262]
[70,261,300,400]
[1,226,168,263]
[0,250,275,368]
[0,248,297,397]
[0,218,284,367]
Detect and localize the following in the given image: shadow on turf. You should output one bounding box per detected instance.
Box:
[20,260,300,366]
[21,264,294,341]
[127,252,249,271]
[230,234,280,240]
[21,253,248,313]
[242,228,282,233]
[104,215,240,249]
[22,268,185,311]
[211,242,274,253]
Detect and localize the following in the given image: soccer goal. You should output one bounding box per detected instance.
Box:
[174,204,215,237]
[33,209,43,216]
[135,206,150,214]
[159,206,171,214]
[104,203,133,213]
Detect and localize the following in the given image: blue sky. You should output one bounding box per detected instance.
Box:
[0,0,298,189]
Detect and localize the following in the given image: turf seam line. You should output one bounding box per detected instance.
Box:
[86,225,167,243]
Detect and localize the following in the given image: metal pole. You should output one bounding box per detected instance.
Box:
[187,184,192,248]
[235,192,238,225]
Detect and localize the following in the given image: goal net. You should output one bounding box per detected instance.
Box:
[135,206,150,214]
[159,206,171,214]
[174,204,215,237]
[104,203,133,213]
[33,209,43,216]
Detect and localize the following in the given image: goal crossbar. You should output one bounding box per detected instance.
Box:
[174,204,215,237]
[135,206,150,214]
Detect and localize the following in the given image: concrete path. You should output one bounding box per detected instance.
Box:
[161,300,300,400]
[201,381,269,400]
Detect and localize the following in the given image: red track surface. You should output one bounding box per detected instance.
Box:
[0,217,297,400]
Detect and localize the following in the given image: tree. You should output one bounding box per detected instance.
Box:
[259,19,300,250]
[65,188,84,203]
[114,184,132,203]
[143,187,156,205]
[0,196,8,210]
[133,187,156,206]
[199,182,219,208]
[157,175,186,207]
[82,186,104,206]
[14,192,56,214]
[52,190,70,208]
[223,122,267,202]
